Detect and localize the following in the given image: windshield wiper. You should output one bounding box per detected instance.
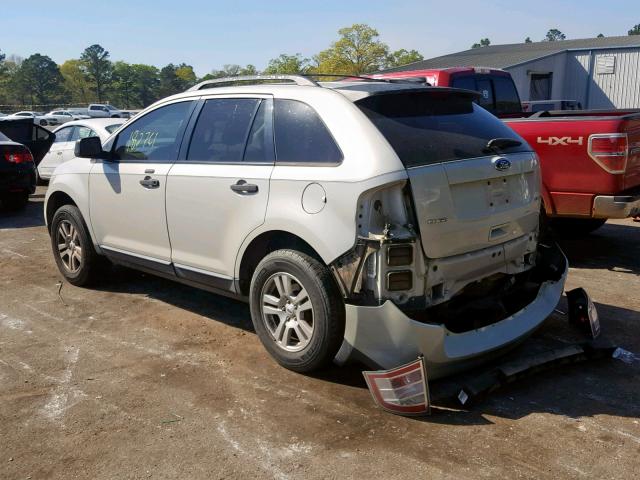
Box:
[484,138,522,153]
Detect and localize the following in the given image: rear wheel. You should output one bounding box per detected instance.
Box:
[549,217,607,237]
[249,249,345,373]
[50,205,102,286]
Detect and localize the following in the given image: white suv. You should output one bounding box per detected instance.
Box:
[45,75,567,378]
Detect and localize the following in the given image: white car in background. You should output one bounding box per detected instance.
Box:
[37,118,126,181]
[45,110,91,124]
[87,104,126,118]
[8,111,56,127]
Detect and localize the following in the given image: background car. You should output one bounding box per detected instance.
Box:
[87,104,126,118]
[45,110,91,124]
[7,111,57,127]
[37,118,126,182]
[0,117,54,209]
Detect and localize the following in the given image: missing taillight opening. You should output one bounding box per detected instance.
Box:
[588,134,628,174]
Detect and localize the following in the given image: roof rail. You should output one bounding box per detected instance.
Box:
[188,75,318,91]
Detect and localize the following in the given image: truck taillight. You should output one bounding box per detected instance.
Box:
[3,147,34,164]
[588,134,628,174]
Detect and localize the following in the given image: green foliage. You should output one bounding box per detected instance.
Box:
[471,38,491,49]
[80,44,112,101]
[545,29,566,42]
[385,49,424,69]
[14,54,65,105]
[60,60,94,104]
[629,24,640,35]
[201,64,259,81]
[524,37,533,43]
[313,24,390,75]
[597,33,605,38]
[264,54,310,74]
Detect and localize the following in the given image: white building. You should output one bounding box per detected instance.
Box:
[383,36,640,109]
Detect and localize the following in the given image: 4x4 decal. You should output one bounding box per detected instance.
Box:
[537,136,584,146]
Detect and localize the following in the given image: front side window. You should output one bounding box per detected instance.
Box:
[274,99,342,164]
[113,101,193,161]
[54,126,74,143]
[187,98,260,163]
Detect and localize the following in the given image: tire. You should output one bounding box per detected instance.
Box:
[40,120,48,126]
[549,217,607,237]
[1,192,29,211]
[249,249,345,373]
[50,205,102,286]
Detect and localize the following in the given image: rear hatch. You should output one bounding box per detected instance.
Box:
[357,89,540,259]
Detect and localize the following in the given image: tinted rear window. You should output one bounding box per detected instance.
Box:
[357,91,530,168]
[493,76,522,114]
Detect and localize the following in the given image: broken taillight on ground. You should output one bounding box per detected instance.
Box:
[363,356,431,416]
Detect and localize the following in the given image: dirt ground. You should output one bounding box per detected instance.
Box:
[1,188,639,480]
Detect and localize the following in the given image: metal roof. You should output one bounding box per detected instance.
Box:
[381,35,640,72]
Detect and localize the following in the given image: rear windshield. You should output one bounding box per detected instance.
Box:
[357,91,530,168]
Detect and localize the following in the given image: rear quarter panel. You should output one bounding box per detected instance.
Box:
[505,117,630,216]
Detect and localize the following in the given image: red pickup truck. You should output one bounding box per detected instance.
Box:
[374,67,640,234]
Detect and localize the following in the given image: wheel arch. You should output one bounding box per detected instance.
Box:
[236,230,327,297]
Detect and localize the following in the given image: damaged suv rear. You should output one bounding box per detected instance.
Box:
[327,83,567,378]
[47,75,566,379]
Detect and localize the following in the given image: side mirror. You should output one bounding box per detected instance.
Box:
[75,136,109,159]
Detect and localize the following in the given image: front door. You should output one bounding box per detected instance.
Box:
[89,100,196,269]
[166,96,274,290]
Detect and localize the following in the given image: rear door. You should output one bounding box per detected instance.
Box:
[39,125,74,177]
[165,95,274,288]
[357,90,540,259]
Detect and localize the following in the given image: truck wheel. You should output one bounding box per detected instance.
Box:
[50,205,102,286]
[549,218,607,237]
[1,192,29,211]
[249,249,345,373]
[40,120,48,126]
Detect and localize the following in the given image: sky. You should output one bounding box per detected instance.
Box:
[1,0,639,76]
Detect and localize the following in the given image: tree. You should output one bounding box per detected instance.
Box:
[201,64,259,80]
[111,61,137,108]
[471,38,491,49]
[597,33,605,38]
[131,64,159,107]
[80,44,112,101]
[385,49,423,69]
[15,54,65,105]
[60,60,93,104]
[524,37,533,43]
[175,64,197,88]
[313,24,390,75]
[629,24,640,35]
[264,54,310,74]
[545,29,566,42]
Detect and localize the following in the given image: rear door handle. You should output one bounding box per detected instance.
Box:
[230,180,258,194]
[139,176,160,189]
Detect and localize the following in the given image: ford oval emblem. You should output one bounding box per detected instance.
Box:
[495,158,512,171]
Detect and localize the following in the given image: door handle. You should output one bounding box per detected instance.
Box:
[230,180,259,194]
[139,176,160,189]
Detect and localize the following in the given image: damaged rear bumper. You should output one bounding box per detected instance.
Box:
[335,244,568,380]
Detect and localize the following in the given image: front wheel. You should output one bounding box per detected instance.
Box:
[249,249,345,373]
[50,205,102,286]
[549,217,607,237]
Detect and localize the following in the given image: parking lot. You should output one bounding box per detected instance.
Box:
[0,189,639,479]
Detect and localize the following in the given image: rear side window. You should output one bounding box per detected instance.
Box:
[357,91,530,169]
[493,77,521,114]
[187,98,261,163]
[274,99,342,164]
[113,101,193,161]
